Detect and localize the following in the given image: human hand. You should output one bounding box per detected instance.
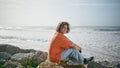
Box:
[79,50,82,53]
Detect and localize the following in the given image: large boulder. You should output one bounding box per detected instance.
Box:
[37,59,86,68]
[37,59,63,68]
[0,52,11,60]
[11,51,47,64]
[0,44,21,55]
[0,44,48,64]
[32,51,48,64]
[37,60,120,68]
[3,60,24,68]
[0,44,41,54]
[60,61,86,68]
[11,52,35,62]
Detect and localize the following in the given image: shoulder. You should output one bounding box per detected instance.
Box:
[54,32,63,36]
[53,32,66,40]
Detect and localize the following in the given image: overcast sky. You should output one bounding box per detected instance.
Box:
[0,0,120,26]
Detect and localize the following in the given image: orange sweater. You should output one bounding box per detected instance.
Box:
[48,32,73,64]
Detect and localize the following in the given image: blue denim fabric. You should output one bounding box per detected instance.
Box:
[61,48,84,63]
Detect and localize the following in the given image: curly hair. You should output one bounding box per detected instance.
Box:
[56,21,70,33]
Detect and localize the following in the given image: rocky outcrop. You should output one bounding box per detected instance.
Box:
[89,61,120,68]
[3,60,24,68]
[88,61,111,68]
[32,51,48,64]
[37,60,120,68]
[11,51,47,64]
[11,52,36,62]
[0,52,11,60]
[0,44,120,68]
[0,44,48,68]
[0,44,21,55]
[0,44,36,55]
[37,59,63,68]
[36,57,120,68]
[37,59,87,68]
[0,44,47,63]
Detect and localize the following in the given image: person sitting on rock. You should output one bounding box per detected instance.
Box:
[48,21,94,64]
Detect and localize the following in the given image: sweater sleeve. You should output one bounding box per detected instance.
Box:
[58,34,73,49]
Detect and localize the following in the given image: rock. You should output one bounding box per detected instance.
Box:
[116,64,120,68]
[0,44,21,55]
[0,52,11,60]
[87,61,120,68]
[32,51,48,64]
[88,61,108,68]
[11,52,36,62]
[37,59,86,68]
[3,60,24,68]
[11,51,48,64]
[0,59,6,65]
[1,44,119,68]
[60,61,86,68]
[21,49,36,53]
[0,44,43,54]
[0,44,48,64]
[37,59,63,68]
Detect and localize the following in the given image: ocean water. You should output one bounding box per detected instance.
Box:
[0,26,120,62]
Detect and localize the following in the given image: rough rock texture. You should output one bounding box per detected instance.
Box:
[37,59,87,68]
[37,59,63,68]
[11,52,35,62]
[0,44,36,55]
[32,51,48,64]
[11,51,47,64]
[0,44,120,68]
[0,44,48,64]
[3,60,24,68]
[88,61,120,68]
[0,44,21,55]
[60,61,87,68]
[0,52,11,60]
[20,49,36,53]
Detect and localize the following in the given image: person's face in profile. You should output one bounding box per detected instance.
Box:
[60,25,68,34]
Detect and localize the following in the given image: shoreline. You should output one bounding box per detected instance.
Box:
[0,42,119,62]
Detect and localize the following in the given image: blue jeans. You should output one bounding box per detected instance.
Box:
[61,48,84,63]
